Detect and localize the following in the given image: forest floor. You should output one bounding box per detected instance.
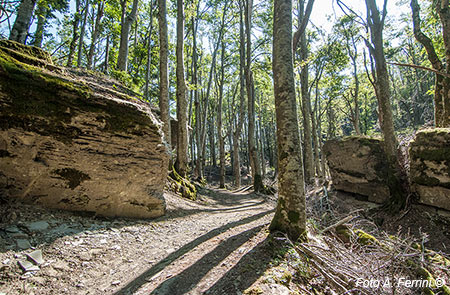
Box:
[0,184,449,295]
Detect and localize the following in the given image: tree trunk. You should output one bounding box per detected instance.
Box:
[270,0,307,241]
[77,0,89,67]
[232,0,247,188]
[158,0,170,152]
[411,0,450,127]
[175,0,188,177]
[104,35,110,73]
[87,0,105,70]
[33,3,46,47]
[144,1,155,100]
[9,0,36,43]
[244,0,264,192]
[365,0,406,210]
[217,39,226,188]
[67,0,81,67]
[365,0,397,161]
[117,0,139,72]
[298,0,314,185]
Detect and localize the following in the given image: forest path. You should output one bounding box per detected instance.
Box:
[117,188,276,295]
[0,187,276,295]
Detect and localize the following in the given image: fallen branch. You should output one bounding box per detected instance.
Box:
[321,215,354,234]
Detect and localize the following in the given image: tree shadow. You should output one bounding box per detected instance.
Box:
[112,209,274,295]
[203,233,289,295]
[0,187,271,254]
[149,224,265,295]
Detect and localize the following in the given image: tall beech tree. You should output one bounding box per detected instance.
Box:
[9,0,36,43]
[158,0,170,152]
[411,0,450,127]
[297,0,314,184]
[66,0,81,67]
[116,0,139,71]
[232,0,247,188]
[244,0,264,192]
[87,0,105,70]
[270,0,307,240]
[175,0,188,177]
[364,0,406,210]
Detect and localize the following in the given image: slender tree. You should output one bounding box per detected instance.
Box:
[77,0,89,67]
[411,0,450,127]
[244,0,264,192]
[175,0,188,177]
[270,0,307,240]
[33,2,47,47]
[9,0,36,43]
[116,0,139,71]
[67,0,81,66]
[232,0,246,188]
[144,0,155,100]
[158,0,170,151]
[87,0,104,70]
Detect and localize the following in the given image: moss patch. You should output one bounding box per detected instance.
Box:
[0,40,53,64]
[169,168,197,200]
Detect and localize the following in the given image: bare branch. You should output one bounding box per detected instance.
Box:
[293,0,315,52]
[387,61,450,79]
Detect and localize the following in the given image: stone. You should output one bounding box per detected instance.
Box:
[26,250,44,265]
[0,41,169,219]
[16,239,32,250]
[52,261,69,271]
[18,260,40,272]
[323,136,391,203]
[47,224,80,237]
[409,128,450,211]
[5,225,20,233]
[25,221,49,232]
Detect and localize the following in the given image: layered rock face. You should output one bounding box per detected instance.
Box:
[410,128,450,211]
[323,137,390,203]
[0,40,168,218]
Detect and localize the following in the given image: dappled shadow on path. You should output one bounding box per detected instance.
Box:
[150,224,265,295]
[204,234,288,295]
[112,209,274,295]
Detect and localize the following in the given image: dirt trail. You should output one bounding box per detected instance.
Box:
[0,188,276,295]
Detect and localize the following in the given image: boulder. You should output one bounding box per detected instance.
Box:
[409,128,450,211]
[323,136,390,203]
[0,40,169,218]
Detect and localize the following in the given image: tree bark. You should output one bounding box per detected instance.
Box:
[175,0,188,177]
[365,0,397,161]
[217,32,226,188]
[411,0,450,127]
[232,0,247,188]
[270,0,307,241]
[9,0,36,43]
[77,0,89,67]
[33,3,46,47]
[87,0,105,70]
[117,0,139,72]
[365,0,406,210]
[104,35,110,73]
[67,0,81,67]
[144,1,155,100]
[299,34,314,184]
[244,0,264,192]
[158,0,170,152]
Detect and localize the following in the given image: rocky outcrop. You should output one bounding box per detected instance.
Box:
[323,137,390,203]
[0,40,169,218]
[410,128,450,211]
